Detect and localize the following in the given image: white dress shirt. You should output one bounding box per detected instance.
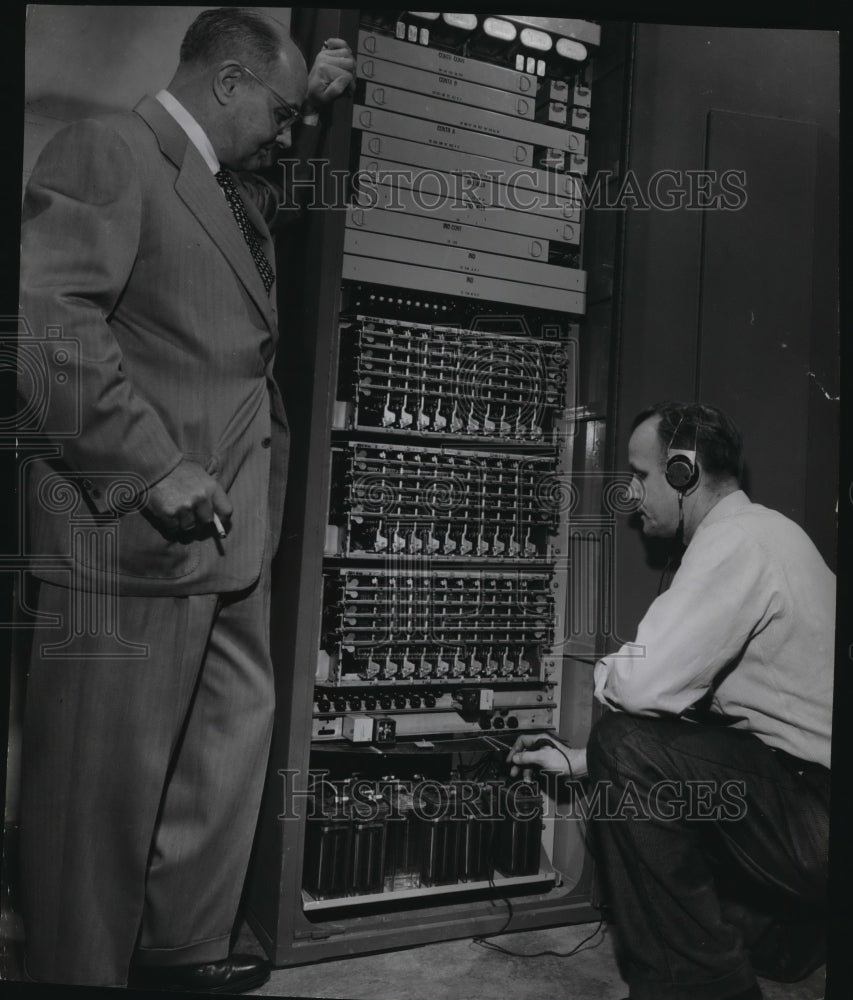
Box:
[594,491,835,768]
[154,89,288,233]
[155,89,220,173]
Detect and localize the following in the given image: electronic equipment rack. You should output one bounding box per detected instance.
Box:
[246,9,633,964]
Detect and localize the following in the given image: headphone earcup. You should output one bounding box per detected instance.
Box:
[666,454,697,491]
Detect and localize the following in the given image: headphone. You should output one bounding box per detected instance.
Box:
[665,415,700,492]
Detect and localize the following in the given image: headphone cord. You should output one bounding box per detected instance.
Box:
[471,760,603,961]
[473,916,606,959]
[657,559,672,596]
[658,493,686,595]
[472,815,604,960]
[546,741,575,782]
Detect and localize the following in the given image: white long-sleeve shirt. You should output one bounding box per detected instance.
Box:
[594,491,835,768]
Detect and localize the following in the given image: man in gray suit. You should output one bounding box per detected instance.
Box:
[18,8,353,992]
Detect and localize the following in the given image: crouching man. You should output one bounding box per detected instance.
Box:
[510,401,833,1000]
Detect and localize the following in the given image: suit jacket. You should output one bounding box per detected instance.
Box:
[19,95,290,596]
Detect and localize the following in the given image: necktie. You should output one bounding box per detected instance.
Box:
[215,169,275,294]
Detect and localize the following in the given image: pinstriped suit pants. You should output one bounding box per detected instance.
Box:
[19,548,274,987]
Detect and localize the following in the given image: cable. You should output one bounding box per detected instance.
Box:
[508,737,594,864]
[657,554,675,596]
[547,740,575,782]
[473,918,606,959]
[518,735,577,783]
[657,538,685,595]
[468,780,605,961]
[480,880,515,940]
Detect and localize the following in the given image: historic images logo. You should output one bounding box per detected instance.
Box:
[277,771,748,823]
[275,159,748,214]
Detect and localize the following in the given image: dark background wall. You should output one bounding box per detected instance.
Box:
[610,24,839,641]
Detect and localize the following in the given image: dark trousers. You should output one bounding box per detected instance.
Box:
[19,557,274,987]
[586,713,829,1000]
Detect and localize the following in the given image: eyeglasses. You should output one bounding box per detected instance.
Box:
[237,63,302,130]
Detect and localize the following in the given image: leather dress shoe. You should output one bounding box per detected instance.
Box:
[128,953,270,994]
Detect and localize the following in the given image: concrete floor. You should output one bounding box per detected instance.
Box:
[0,871,828,998]
[0,917,828,998]
[234,918,827,1000]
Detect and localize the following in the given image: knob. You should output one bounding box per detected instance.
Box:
[317,698,331,713]
[364,696,378,710]
[424,694,436,708]
[507,716,519,729]
[333,698,347,712]
[349,696,362,711]
[379,695,393,710]
[409,694,422,709]
[493,716,505,730]
[394,695,408,710]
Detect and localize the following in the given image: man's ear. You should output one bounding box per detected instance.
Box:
[212,61,244,106]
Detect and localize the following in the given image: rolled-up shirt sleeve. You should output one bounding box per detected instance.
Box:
[593,521,779,716]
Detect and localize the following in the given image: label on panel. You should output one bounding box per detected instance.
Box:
[357,156,583,224]
[346,204,550,260]
[354,181,581,245]
[342,255,586,314]
[357,54,536,119]
[359,132,582,201]
[363,82,582,152]
[343,229,586,291]
[353,105,533,166]
[358,30,539,95]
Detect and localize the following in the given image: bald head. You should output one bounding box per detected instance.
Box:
[178,8,305,78]
[168,7,308,171]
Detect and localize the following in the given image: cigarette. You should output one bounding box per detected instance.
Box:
[212,513,227,538]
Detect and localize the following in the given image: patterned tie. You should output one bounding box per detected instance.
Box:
[215,169,275,294]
